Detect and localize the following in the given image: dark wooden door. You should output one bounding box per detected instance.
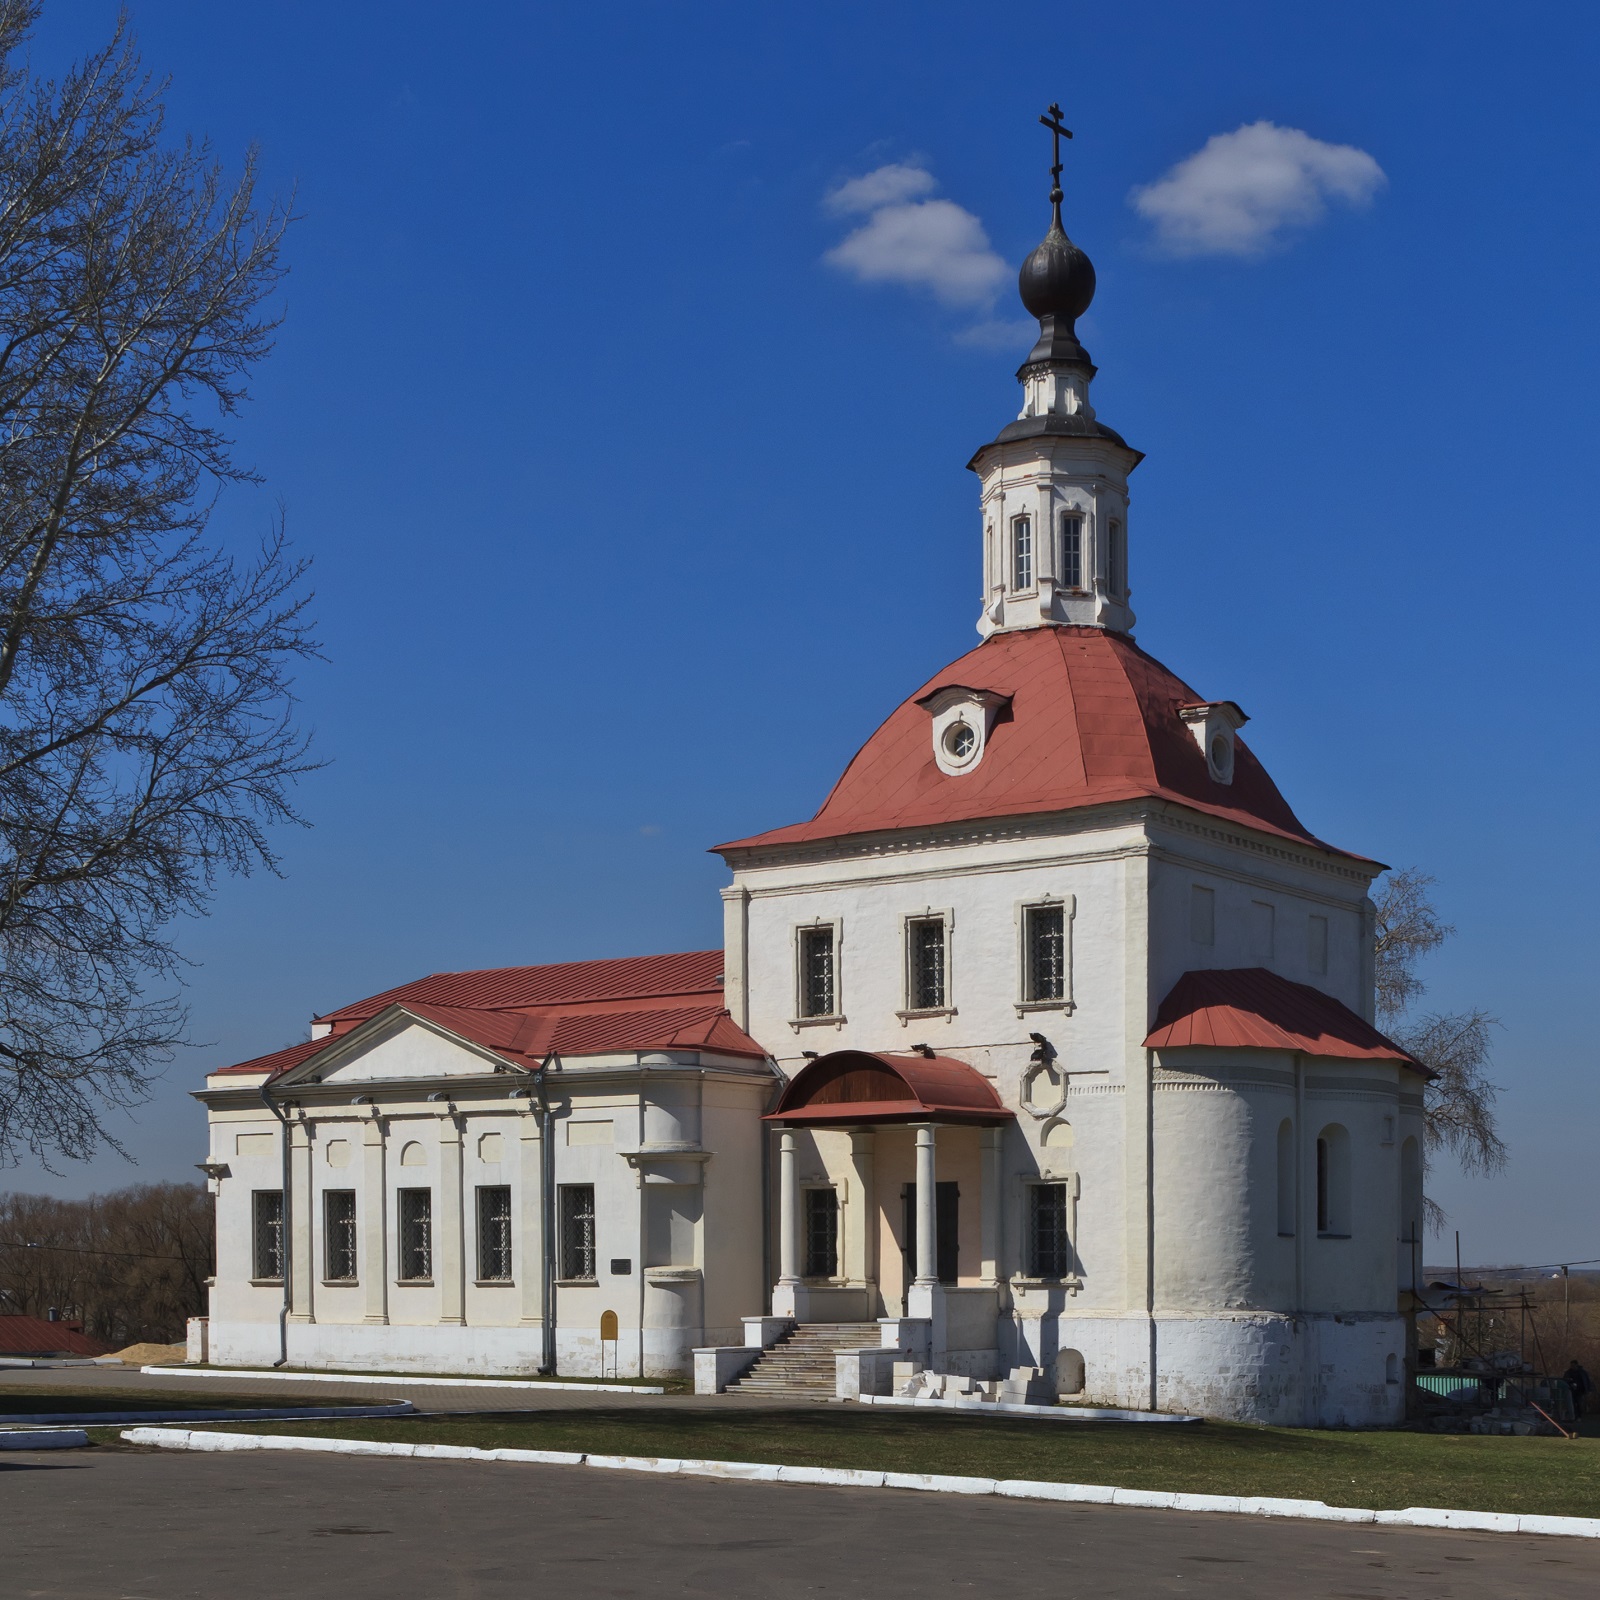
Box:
[901,1182,959,1296]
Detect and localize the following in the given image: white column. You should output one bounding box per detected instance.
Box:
[846,1127,876,1290]
[518,1109,546,1329]
[361,1111,387,1325]
[438,1113,465,1325]
[980,1125,1002,1285]
[289,1117,314,1323]
[914,1124,938,1286]
[777,1129,800,1286]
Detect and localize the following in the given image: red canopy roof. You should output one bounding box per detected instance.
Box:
[1145,968,1421,1068]
[214,949,769,1078]
[766,1050,1013,1125]
[717,626,1362,859]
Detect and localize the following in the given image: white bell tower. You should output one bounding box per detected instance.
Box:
[970,109,1144,637]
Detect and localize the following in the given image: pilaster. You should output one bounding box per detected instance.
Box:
[360,1109,388,1325]
[288,1116,314,1324]
[438,1110,465,1325]
[518,1109,546,1329]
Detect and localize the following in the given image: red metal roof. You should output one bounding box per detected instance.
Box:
[0,1314,116,1357]
[717,627,1360,858]
[766,1050,1013,1125]
[214,949,769,1078]
[1145,968,1421,1067]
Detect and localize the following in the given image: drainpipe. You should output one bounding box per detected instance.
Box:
[516,1054,559,1375]
[258,1080,293,1368]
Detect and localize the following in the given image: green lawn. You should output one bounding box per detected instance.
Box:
[134,1405,1600,1519]
[0,1386,364,1416]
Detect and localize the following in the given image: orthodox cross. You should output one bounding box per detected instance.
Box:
[1039,102,1072,202]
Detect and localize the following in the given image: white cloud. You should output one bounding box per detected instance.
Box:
[824,162,938,216]
[1130,122,1385,258]
[951,316,1037,351]
[823,163,1008,311]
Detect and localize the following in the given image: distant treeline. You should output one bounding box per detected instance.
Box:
[0,1182,213,1346]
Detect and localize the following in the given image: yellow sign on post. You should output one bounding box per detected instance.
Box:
[599,1309,618,1342]
[599,1308,619,1379]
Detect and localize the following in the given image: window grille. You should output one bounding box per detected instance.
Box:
[252,1190,284,1281]
[798,925,836,1017]
[1028,1183,1071,1278]
[1024,903,1066,1002]
[559,1184,597,1281]
[398,1188,432,1280]
[477,1185,513,1280]
[804,1187,839,1278]
[324,1190,357,1281]
[1060,513,1083,590]
[907,916,946,1010]
[1012,514,1033,591]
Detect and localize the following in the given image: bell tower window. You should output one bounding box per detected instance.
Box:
[1060,513,1083,590]
[1108,519,1125,597]
[1011,514,1033,591]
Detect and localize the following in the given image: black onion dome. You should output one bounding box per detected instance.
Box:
[1018,212,1095,325]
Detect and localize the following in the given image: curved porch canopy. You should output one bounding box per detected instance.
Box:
[765,1049,1013,1127]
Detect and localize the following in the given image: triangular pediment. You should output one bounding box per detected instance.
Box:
[278,1007,525,1087]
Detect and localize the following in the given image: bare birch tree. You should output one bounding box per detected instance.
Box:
[1373,868,1506,1224]
[0,4,312,1165]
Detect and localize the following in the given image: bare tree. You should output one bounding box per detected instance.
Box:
[1373,869,1506,1225]
[0,5,312,1165]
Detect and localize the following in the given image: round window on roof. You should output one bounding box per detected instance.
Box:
[1210,733,1232,773]
[943,721,977,761]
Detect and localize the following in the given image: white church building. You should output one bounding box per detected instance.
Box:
[196,148,1426,1427]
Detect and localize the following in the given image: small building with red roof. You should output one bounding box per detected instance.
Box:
[198,140,1422,1424]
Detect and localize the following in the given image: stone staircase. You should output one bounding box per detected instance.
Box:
[725,1322,880,1400]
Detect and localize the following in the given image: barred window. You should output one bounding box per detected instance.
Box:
[798,925,836,1018]
[398,1188,432,1281]
[907,916,946,1011]
[324,1190,357,1281]
[1012,513,1033,591]
[477,1185,513,1281]
[1028,1183,1071,1279]
[252,1190,284,1281]
[1060,513,1083,590]
[804,1187,838,1278]
[1023,903,1066,1002]
[559,1184,596,1281]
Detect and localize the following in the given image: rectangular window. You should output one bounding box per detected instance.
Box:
[1316,1138,1329,1235]
[398,1188,432,1281]
[1190,884,1215,946]
[1012,514,1033,591]
[252,1190,284,1281]
[1028,1183,1071,1278]
[1108,519,1125,596]
[1250,901,1275,965]
[323,1190,357,1281]
[559,1183,597,1281]
[477,1185,513,1281]
[1308,914,1329,976]
[797,924,837,1017]
[1060,513,1083,590]
[906,916,947,1011]
[1023,903,1066,1002]
[804,1187,839,1278]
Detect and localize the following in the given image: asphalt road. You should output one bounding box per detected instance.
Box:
[5,1445,1597,1599]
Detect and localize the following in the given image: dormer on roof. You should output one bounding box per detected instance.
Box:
[915,684,1012,777]
[1178,700,1249,786]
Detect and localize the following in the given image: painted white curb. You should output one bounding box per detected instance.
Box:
[140,1365,663,1395]
[856,1394,1200,1424]
[1,1427,90,1449]
[117,1427,1600,1540]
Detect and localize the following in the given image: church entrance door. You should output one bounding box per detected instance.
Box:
[901,1181,959,1307]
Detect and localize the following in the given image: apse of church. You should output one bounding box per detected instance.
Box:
[197,111,1423,1426]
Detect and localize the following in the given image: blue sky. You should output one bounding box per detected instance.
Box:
[10,2,1597,1268]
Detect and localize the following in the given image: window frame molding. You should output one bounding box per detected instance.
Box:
[789,916,845,1030]
[1014,893,1076,1015]
[321,1186,359,1284]
[1010,511,1036,595]
[1058,507,1087,594]
[899,906,955,1021]
[1011,1170,1082,1291]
